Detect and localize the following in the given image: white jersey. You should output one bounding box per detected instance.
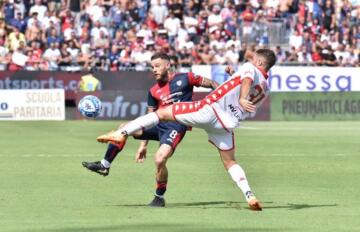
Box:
[173,62,270,150]
[205,62,270,129]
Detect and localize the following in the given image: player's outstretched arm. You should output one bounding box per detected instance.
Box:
[201,78,219,90]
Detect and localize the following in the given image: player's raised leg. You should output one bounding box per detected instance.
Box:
[97,105,175,144]
[219,149,262,211]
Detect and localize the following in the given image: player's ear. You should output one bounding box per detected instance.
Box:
[165,60,171,69]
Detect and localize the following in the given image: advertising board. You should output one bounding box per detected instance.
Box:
[0,89,65,120]
[271,92,360,120]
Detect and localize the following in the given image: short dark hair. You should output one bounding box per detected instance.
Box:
[151,52,170,61]
[255,49,276,70]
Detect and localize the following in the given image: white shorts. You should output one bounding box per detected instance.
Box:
[172,101,235,151]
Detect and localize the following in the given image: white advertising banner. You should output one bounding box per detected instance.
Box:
[269,66,359,92]
[0,89,65,120]
[191,65,359,92]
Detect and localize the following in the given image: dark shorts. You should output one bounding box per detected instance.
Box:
[134,122,187,150]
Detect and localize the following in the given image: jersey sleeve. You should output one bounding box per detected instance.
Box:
[187,72,204,87]
[238,62,255,83]
[147,90,158,108]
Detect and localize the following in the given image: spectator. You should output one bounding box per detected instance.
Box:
[87,0,103,22]
[289,30,303,50]
[0,39,9,70]
[208,4,224,34]
[275,45,286,63]
[198,44,214,64]
[29,0,47,21]
[43,42,61,71]
[4,0,15,24]
[47,27,62,46]
[8,12,26,33]
[0,0,358,71]
[297,45,313,63]
[131,45,149,71]
[168,0,183,20]
[322,0,335,30]
[42,11,60,32]
[224,45,239,64]
[108,44,120,71]
[322,47,338,66]
[67,0,81,25]
[183,11,198,42]
[119,44,133,70]
[7,27,26,51]
[164,12,180,46]
[64,21,77,41]
[48,0,62,13]
[90,21,108,41]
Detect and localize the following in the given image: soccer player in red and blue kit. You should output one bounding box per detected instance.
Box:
[82,52,218,207]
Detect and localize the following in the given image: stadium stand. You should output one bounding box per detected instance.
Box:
[0,0,358,71]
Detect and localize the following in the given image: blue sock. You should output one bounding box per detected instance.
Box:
[104,143,121,163]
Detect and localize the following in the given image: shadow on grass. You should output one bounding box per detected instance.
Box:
[44,223,286,232]
[112,201,251,209]
[113,201,337,211]
[264,203,338,210]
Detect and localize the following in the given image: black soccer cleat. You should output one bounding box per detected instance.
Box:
[82,161,109,176]
[148,195,165,207]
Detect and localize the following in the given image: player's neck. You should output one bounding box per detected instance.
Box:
[254,65,268,79]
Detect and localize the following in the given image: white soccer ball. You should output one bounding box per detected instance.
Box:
[78,95,102,118]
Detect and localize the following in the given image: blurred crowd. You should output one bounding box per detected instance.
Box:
[0,0,359,71]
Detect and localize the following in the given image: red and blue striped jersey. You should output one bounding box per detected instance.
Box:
[148,72,204,109]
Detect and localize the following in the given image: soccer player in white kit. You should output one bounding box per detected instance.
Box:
[97,49,276,211]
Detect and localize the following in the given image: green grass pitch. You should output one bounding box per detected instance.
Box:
[0,121,359,232]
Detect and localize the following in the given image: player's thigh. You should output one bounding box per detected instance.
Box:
[207,130,235,152]
[133,126,159,141]
[174,103,216,128]
[207,131,236,169]
[158,122,187,151]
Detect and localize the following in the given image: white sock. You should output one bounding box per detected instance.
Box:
[228,164,253,202]
[114,112,160,136]
[101,159,111,168]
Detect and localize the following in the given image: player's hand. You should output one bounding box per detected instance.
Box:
[240,98,256,113]
[135,146,147,163]
[225,66,235,75]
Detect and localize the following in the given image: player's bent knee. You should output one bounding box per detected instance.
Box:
[154,153,170,167]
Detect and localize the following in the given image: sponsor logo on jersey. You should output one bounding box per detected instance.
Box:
[163,92,183,104]
[228,104,242,122]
